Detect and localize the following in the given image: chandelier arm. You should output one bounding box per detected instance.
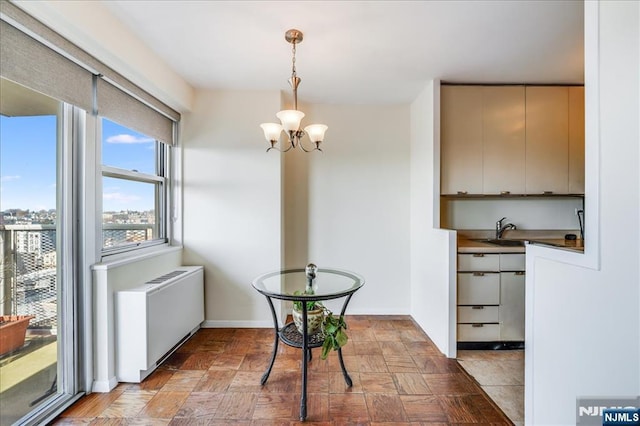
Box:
[282,135,296,152]
[297,134,317,153]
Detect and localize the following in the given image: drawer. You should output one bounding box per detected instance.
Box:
[458,253,500,272]
[500,254,525,271]
[457,323,500,342]
[458,306,499,323]
[457,273,500,305]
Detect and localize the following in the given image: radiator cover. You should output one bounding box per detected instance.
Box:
[115,266,204,382]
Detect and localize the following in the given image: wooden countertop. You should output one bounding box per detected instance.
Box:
[457,232,585,253]
[457,238,525,253]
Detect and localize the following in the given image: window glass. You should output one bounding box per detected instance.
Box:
[101,118,167,253]
[102,176,159,249]
[102,118,156,174]
[0,82,62,423]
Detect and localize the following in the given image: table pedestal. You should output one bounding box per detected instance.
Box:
[260,294,354,421]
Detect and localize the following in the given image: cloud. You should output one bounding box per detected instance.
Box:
[1,175,21,182]
[106,134,155,144]
[103,192,141,203]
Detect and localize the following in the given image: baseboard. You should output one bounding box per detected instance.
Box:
[201,320,273,328]
[92,376,118,393]
[457,341,525,350]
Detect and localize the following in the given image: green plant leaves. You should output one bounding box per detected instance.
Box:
[320,313,348,360]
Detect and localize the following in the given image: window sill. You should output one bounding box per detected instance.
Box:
[93,244,182,270]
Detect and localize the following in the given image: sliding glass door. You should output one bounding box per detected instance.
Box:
[0,78,77,425]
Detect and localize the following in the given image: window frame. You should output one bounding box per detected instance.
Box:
[99,131,171,256]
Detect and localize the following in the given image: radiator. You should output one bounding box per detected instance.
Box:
[115,266,204,382]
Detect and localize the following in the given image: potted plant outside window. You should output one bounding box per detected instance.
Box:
[0,315,35,356]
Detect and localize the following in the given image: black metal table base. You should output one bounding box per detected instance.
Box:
[261,295,354,421]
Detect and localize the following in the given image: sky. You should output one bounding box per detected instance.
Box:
[1,115,157,212]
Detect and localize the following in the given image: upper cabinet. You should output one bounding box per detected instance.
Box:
[568,86,585,194]
[441,86,483,195]
[440,84,585,196]
[525,86,569,194]
[482,86,526,195]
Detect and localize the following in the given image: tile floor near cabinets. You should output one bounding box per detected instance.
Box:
[54,316,513,425]
[457,350,524,426]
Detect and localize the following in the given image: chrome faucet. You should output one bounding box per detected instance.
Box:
[496,217,517,239]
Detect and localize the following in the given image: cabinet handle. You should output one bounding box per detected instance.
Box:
[543,191,553,195]
[473,272,485,276]
[457,191,468,195]
[515,271,525,275]
[500,191,511,195]
[472,324,484,328]
[472,253,485,258]
[471,306,484,310]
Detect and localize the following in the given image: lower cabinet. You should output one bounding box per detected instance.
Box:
[499,271,525,341]
[457,253,525,344]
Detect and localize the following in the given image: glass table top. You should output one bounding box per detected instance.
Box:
[252,268,364,301]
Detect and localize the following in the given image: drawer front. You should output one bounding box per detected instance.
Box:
[457,323,500,342]
[458,306,499,323]
[457,273,500,305]
[458,253,500,272]
[500,254,525,271]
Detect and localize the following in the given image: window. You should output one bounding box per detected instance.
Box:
[101,118,169,253]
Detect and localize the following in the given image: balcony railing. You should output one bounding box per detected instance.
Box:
[0,223,154,331]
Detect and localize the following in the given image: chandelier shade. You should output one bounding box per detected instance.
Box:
[276,110,305,133]
[304,124,328,143]
[261,29,327,153]
[260,123,283,143]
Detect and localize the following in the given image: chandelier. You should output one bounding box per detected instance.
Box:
[260,29,327,153]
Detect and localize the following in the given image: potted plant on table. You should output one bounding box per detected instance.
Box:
[292,292,349,360]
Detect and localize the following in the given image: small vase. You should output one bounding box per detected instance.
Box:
[292,307,324,335]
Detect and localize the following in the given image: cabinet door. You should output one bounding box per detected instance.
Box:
[499,253,525,272]
[482,86,526,194]
[457,273,500,305]
[569,86,585,194]
[458,306,500,323]
[458,253,500,272]
[499,272,525,341]
[441,86,483,195]
[458,324,500,342]
[525,86,569,194]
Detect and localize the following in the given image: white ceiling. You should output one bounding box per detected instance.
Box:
[103,0,584,105]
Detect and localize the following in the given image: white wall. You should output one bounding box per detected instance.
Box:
[409,81,457,357]
[283,103,411,315]
[525,2,640,424]
[181,90,283,327]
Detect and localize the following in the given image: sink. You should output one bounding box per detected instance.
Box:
[474,239,525,247]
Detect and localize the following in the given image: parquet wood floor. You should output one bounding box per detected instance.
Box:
[53,316,512,425]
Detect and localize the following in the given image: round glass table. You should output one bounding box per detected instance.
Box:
[252,267,364,421]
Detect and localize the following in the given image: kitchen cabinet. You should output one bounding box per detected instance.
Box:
[525,86,569,194]
[441,84,584,196]
[482,86,526,195]
[456,252,525,344]
[499,271,525,341]
[569,86,585,194]
[441,86,483,195]
[498,254,525,341]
